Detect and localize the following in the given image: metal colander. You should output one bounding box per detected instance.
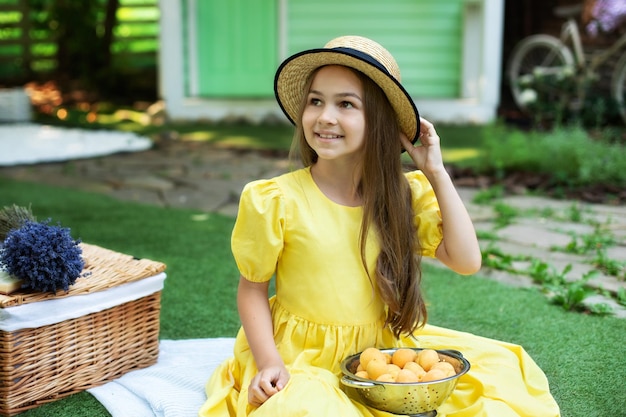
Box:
[340,348,470,417]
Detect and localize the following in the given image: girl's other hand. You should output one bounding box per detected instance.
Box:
[248,365,290,407]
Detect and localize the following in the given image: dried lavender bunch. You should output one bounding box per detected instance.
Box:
[0,219,84,292]
[0,205,36,241]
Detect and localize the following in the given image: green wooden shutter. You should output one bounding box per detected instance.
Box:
[194,0,276,97]
[286,0,464,98]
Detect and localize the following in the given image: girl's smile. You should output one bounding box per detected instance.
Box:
[315,132,344,142]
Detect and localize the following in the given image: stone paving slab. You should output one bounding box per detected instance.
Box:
[497,223,576,249]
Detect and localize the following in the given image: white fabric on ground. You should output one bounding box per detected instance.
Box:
[88,338,236,417]
[0,273,166,331]
[0,123,151,166]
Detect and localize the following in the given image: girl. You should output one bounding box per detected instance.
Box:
[200,36,560,417]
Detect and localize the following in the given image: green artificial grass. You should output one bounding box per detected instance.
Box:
[1,178,624,417]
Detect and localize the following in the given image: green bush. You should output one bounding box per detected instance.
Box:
[469,124,626,188]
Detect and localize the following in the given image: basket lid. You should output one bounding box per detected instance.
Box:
[0,243,166,308]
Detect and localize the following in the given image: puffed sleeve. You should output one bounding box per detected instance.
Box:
[405,171,443,258]
[231,179,285,282]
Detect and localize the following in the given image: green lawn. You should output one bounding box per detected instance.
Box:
[2,178,624,417]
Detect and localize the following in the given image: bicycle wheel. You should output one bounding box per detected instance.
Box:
[507,34,576,113]
[611,52,626,125]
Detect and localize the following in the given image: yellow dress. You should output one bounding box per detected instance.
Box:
[199,167,560,417]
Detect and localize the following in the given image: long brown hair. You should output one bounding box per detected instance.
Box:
[289,66,427,338]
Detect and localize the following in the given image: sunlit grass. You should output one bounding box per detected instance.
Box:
[180,131,217,142]
[442,148,480,163]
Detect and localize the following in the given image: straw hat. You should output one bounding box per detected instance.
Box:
[274,35,420,143]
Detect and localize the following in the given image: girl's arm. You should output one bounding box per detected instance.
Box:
[237,276,290,406]
[401,118,482,275]
[426,169,482,275]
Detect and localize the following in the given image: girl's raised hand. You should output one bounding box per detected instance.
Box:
[400,118,446,177]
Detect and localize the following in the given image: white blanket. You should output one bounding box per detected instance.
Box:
[0,123,151,166]
[88,338,236,417]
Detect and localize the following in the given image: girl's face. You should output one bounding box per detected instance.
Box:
[302,65,366,164]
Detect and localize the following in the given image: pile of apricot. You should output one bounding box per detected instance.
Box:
[354,347,457,383]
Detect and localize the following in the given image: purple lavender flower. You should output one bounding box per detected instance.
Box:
[0,220,84,292]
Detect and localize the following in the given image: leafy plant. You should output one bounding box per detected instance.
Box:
[527,260,605,313]
[587,302,614,315]
[468,124,626,191]
[0,204,36,241]
[493,202,519,228]
[617,288,626,307]
[516,67,622,129]
[527,260,571,286]
[516,65,581,128]
[592,249,626,280]
[545,270,600,312]
[561,227,615,255]
[546,279,591,311]
[472,185,505,205]
[481,244,528,272]
[565,203,584,223]
[476,230,498,240]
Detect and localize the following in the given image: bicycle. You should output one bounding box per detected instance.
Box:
[507,3,626,124]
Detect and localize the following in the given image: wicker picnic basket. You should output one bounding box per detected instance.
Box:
[0,243,167,416]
